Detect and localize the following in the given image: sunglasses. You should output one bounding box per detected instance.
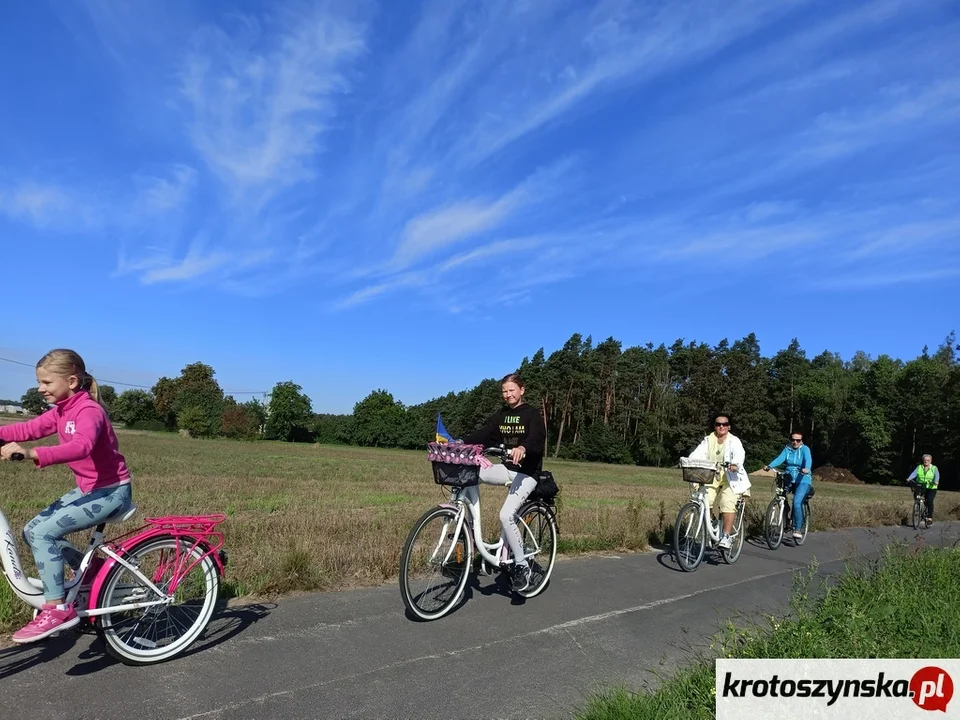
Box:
[715,422,730,427]
[790,438,802,443]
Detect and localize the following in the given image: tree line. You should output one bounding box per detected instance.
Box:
[330,331,960,489]
[17,362,313,443]
[13,332,959,488]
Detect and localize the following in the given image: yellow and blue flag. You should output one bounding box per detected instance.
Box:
[435,413,453,443]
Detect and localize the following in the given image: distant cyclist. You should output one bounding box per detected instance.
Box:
[462,373,545,592]
[906,454,939,525]
[763,431,813,541]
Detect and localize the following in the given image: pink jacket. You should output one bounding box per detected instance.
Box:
[0,390,131,493]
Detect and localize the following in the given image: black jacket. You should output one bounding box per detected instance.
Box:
[463,403,545,476]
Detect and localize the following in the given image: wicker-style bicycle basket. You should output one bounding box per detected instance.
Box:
[427,442,484,488]
[679,457,718,484]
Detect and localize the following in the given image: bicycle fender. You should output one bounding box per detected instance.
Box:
[87,529,226,615]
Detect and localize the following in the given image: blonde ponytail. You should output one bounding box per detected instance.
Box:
[86,376,102,405]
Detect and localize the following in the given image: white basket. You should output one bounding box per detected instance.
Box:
[679,457,718,484]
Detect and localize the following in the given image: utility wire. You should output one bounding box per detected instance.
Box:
[0,356,267,395]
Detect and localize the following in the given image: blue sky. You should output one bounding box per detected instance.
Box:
[1,0,958,413]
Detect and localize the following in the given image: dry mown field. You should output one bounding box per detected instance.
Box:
[0,428,947,632]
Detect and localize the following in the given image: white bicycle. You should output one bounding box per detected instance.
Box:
[399,445,559,621]
[673,458,746,572]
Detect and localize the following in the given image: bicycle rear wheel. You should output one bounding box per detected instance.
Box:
[399,506,472,621]
[515,502,558,599]
[673,502,705,572]
[722,500,746,564]
[96,535,220,665]
[763,498,784,550]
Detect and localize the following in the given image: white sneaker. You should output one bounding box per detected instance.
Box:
[718,534,732,549]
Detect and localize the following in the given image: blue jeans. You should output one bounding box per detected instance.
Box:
[23,484,132,601]
[791,479,813,531]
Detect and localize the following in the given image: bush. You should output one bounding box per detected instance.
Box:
[176,405,220,438]
[127,420,169,432]
[221,405,260,440]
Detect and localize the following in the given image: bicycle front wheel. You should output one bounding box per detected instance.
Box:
[96,535,220,665]
[722,501,746,564]
[912,497,923,531]
[515,502,558,599]
[764,498,784,550]
[673,502,705,572]
[399,506,472,621]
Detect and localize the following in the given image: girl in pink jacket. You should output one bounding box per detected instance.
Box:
[0,349,133,643]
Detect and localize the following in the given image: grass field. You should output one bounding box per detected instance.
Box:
[0,429,946,634]
[576,542,960,719]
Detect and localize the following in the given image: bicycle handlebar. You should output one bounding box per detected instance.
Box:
[0,439,25,462]
[482,445,526,461]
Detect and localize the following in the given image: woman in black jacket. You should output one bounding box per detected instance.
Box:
[463,373,545,592]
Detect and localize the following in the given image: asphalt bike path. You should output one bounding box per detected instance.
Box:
[2,522,957,720]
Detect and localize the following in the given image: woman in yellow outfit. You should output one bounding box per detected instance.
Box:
[687,415,752,548]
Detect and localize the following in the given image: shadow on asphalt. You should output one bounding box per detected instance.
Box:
[0,601,275,679]
[0,633,81,681]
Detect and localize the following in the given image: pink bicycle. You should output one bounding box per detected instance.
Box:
[1,444,227,665]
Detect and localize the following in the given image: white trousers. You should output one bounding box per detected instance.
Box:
[478,463,538,568]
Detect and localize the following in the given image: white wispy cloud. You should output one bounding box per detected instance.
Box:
[136,165,197,214]
[0,162,196,237]
[392,188,527,269]
[0,184,73,225]
[444,0,807,168]
[333,271,429,310]
[439,237,544,273]
[815,266,960,290]
[131,242,276,286]
[5,0,958,307]
[178,6,368,201]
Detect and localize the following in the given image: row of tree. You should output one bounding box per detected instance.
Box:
[328,332,960,489]
[18,362,314,443]
[14,332,959,488]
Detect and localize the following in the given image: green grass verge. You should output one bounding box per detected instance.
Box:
[576,541,960,719]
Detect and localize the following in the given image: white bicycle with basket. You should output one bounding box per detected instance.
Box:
[399,443,559,621]
[672,457,746,572]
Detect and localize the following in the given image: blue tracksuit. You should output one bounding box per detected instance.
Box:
[768,443,813,530]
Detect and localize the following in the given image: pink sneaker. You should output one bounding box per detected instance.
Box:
[12,603,80,644]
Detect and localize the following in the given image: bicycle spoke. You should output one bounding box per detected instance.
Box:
[673,502,705,572]
[97,536,219,663]
[400,507,471,620]
[516,504,557,598]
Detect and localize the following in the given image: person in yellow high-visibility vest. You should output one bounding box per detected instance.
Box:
[906,454,940,525]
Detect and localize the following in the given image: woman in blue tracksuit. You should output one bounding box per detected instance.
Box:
[763,431,813,540]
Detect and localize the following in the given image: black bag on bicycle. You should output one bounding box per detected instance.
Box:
[529,470,560,504]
